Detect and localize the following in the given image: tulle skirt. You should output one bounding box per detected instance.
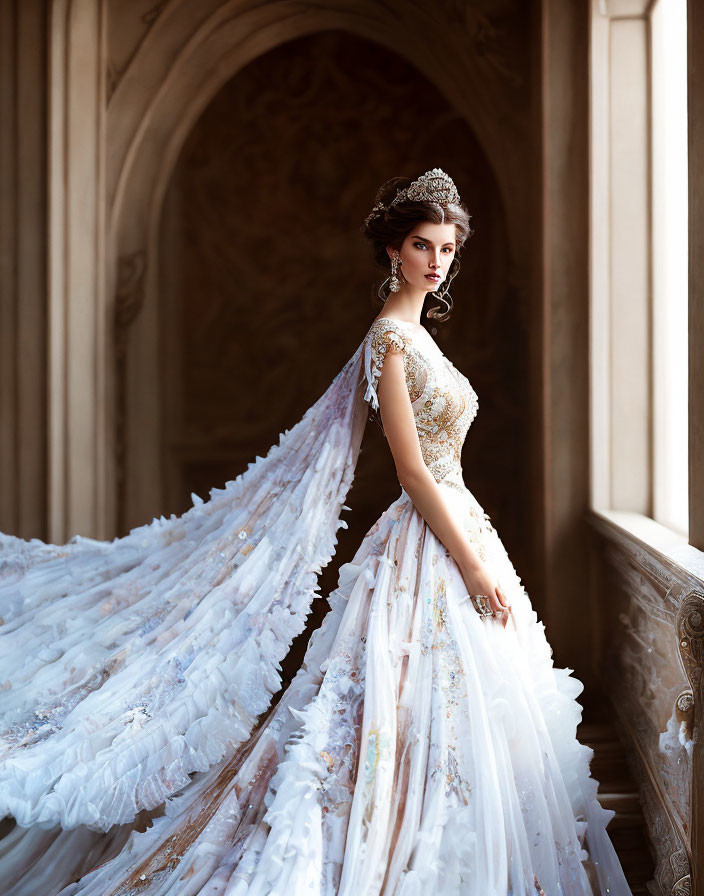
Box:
[3,484,631,895]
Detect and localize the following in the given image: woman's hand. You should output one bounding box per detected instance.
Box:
[460,557,511,628]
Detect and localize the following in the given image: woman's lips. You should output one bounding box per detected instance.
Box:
[425,273,442,281]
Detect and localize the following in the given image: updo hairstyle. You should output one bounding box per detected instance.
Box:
[361,175,474,322]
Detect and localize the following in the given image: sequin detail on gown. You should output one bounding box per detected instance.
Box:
[364,318,478,496]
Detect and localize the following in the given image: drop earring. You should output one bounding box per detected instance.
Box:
[389,253,401,292]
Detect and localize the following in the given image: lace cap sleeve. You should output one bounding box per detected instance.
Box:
[363,319,410,411]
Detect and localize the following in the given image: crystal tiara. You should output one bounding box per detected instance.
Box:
[369,167,460,216]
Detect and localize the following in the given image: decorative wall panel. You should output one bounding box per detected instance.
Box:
[589,512,704,894]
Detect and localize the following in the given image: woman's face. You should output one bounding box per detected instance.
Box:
[387,221,457,293]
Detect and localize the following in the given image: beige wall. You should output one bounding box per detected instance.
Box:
[690,0,704,552]
[0,0,48,540]
[538,0,592,678]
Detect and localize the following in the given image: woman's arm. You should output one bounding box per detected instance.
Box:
[377,348,510,621]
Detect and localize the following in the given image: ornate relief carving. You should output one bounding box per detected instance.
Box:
[674,689,695,744]
[669,848,692,888]
[677,590,704,702]
[673,873,691,895]
[589,514,704,894]
[618,731,687,896]
[669,854,691,894]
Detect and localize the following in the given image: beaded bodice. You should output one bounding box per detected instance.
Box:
[363,317,478,494]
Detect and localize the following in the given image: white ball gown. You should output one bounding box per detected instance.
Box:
[0,317,633,895]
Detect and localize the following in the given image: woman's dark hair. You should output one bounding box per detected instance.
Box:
[361,174,474,322]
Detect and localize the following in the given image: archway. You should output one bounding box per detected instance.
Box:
[154,31,527,640]
[107,1,533,539]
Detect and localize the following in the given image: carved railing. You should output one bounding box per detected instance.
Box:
[588,511,704,895]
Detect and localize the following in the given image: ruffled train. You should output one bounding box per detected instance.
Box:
[2,482,632,895]
[0,344,366,833]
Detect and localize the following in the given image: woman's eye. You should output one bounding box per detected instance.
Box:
[413,242,454,252]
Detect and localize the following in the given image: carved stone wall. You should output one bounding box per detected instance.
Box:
[158,30,529,624]
[588,511,704,894]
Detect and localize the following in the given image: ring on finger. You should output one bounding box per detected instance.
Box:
[470,593,493,618]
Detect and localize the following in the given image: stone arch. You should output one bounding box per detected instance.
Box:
[108,2,527,259]
[102,1,530,532]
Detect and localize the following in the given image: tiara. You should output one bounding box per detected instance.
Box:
[369,167,460,217]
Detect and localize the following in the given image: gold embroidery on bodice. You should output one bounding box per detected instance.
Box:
[364,318,478,494]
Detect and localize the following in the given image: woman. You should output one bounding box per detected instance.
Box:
[0,169,632,894]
